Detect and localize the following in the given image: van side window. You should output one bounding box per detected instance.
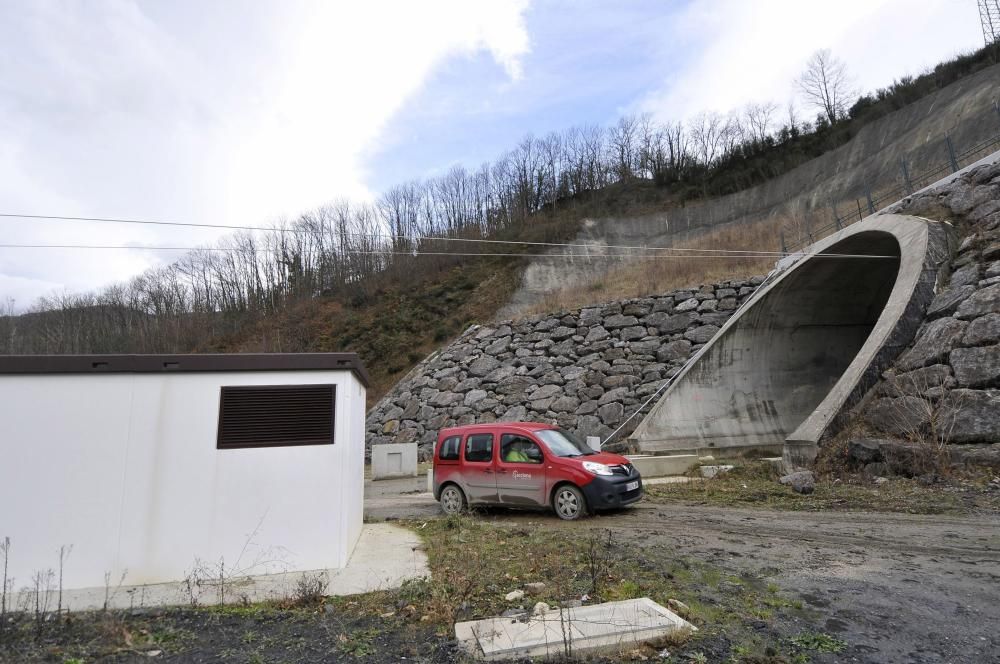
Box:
[501,434,543,464]
[439,435,460,461]
[464,434,493,462]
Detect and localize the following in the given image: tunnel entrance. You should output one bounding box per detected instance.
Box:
[632,230,903,456]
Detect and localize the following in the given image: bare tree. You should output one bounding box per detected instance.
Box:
[797,49,854,124]
[690,111,727,166]
[743,101,778,144]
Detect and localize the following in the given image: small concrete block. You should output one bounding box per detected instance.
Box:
[626,454,700,477]
[372,443,418,480]
[455,597,695,661]
[699,465,734,479]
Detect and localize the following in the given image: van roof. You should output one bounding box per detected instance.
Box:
[439,421,558,437]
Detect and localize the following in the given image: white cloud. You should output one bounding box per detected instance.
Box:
[637,0,981,121]
[0,0,530,306]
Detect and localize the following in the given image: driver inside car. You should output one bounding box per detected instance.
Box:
[504,440,532,462]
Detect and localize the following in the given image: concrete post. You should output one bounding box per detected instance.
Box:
[371,443,418,480]
[900,158,914,195]
[945,134,959,173]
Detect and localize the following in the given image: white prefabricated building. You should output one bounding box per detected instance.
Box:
[0,353,368,603]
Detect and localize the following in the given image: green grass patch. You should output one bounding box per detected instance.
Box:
[394,514,820,660]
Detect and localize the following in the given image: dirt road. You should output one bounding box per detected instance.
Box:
[367,484,1000,663]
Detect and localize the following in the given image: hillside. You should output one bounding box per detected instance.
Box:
[503,59,1000,317]
[5,46,999,408]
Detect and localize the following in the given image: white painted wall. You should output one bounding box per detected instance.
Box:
[0,370,365,595]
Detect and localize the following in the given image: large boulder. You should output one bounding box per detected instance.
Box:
[950,344,1000,387]
[962,313,1000,346]
[938,389,1000,443]
[896,318,968,370]
[879,365,954,398]
[847,438,885,466]
[779,471,815,495]
[866,396,931,436]
[603,314,639,329]
[926,285,975,319]
[956,283,1000,320]
[466,357,502,380]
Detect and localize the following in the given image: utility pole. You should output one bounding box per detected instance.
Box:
[980,0,1000,46]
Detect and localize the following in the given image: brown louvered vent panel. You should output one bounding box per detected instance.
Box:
[217,384,335,449]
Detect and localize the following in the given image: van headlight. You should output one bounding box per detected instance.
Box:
[582,461,613,476]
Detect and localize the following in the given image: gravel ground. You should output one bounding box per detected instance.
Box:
[370,484,1000,663]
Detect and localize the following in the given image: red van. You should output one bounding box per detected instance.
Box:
[432,422,643,520]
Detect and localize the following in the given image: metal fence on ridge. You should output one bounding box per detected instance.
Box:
[781,100,1000,255]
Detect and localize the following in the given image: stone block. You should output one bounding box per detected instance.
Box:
[897,317,967,370]
[950,344,1000,387]
[962,313,1000,346]
[926,285,975,319]
[956,283,1000,319]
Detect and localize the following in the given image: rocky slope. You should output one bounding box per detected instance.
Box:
[862,158,1000,449]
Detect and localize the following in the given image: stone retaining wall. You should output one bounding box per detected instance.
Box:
[366,277,764,458]
[864,159,1000,444]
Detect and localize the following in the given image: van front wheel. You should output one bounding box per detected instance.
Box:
[440,485,466,515]
[553,485,587,520]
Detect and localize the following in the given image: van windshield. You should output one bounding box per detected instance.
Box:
[535,428,595,457]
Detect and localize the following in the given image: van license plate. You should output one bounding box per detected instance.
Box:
[625,481,639,491]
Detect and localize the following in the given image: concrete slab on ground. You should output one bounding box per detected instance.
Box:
[627,454,699,477]
[643,476,700,486]
[37,523,428,611]
[455,597,694,661]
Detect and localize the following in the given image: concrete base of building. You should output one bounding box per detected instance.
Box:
[17,524,429,612]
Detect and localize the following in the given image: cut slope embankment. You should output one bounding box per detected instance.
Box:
[501,62,1000,318]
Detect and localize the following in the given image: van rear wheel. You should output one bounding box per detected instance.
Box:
[553,485,587,520]
[440,485,466,515]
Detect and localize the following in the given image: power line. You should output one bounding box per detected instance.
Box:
[0,211,819,257]
[0,242,898,259]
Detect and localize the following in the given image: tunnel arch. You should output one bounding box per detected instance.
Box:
[629,214,952,461]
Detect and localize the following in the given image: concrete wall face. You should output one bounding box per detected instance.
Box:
[0,370,366,593]
[630,231,908,454]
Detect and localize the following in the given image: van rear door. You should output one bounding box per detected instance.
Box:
[496,432,547,506]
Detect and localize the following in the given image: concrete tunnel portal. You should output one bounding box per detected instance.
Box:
[629,214,950,461]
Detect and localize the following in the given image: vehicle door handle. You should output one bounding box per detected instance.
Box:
[483,469,493,474]
[495,469,508,474]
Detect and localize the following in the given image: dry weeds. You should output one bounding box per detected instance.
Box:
[519,213,826,317]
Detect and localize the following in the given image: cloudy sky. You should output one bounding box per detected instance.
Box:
[0,0,985,307]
